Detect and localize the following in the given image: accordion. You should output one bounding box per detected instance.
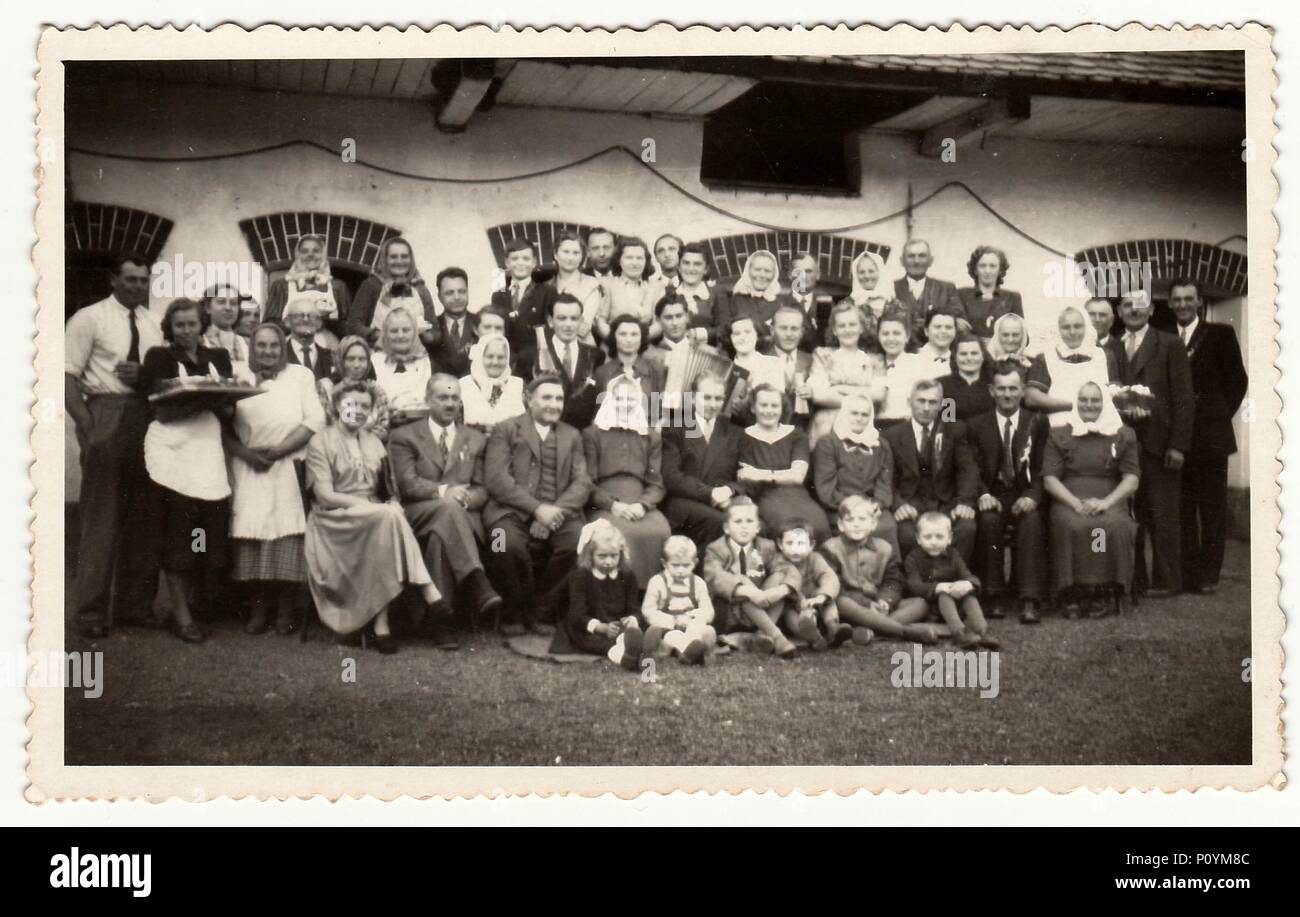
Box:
[662,343,747,419]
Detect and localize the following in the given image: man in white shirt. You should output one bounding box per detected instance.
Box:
[65,253,164,637]
[762,304,813,425]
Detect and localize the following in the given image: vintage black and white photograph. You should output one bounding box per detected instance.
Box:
[30,24,1281,797]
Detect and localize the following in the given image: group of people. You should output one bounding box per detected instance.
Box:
[65,228,1248,669]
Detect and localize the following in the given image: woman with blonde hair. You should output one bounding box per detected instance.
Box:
[370,305,433,429]
[807,300,887,446]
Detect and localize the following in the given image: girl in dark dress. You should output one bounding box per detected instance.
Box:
[139,298,236,644]
[938,333,995,422]
[738,383,832,544]
[549,519,646,671]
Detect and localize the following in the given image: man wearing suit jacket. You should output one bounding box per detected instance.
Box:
[968,363,1049,623]
[388,374,502,647]
[881,377,979,561]
[662,373,748,550]
[283,298,334,382]
[892,239,963,346]
[790,253,833,351]
[1170,279,1249,595]
[490,239,558,358]
[763,304,814,428]
[517,294,605,431]
[1108,289,1196,597]
[432,267,480,377]
[484,374,591,636]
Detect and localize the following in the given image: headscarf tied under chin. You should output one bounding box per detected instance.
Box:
[831,392,881,449]
[330,335,377,385]
[377,305,429,367]
[468,333,513,406]
[1065,382,1124,437]
[285,234,333,291]
[732,250,780,302]
[374,236,425,305]
[591,375,650,436]
[986,312,1031,362]
[848,250,888,310]
[1047,303,1101,361]
[250,322,290,382]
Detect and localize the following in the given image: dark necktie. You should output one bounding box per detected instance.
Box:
[394,359,406,374]
[1000,417,1015,486]
[563,343,575,379]
[302,343,314,372]
[920,424,935,470]
[438,428,449,460]
[125,307,140,364]
[739,547,748,576]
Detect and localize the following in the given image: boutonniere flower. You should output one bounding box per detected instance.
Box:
[581,375,596,389]
[1110,442,1118,460]
[933,432,944,455]
[1019,439,1033,468]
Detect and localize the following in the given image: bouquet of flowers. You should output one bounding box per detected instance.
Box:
[1110,384,1154,416]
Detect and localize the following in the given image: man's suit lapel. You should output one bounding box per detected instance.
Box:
[1129,327,1157,378]
[1186,321,1208,363]
[520,416,542,460]
[414,419,445,476]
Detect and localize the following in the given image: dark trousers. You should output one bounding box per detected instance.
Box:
[484,514,583,624]
[663,496,726,554]
[975,501,1047,601]
[898,514,975,563]
[1133,449,1183,593]
[1180,456,1230,590]
[402,498,485,600]
[74,395,158,627]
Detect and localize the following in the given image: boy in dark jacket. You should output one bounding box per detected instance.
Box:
[903,512,999,649]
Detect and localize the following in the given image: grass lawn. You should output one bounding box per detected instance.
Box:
[64,541,1253,768]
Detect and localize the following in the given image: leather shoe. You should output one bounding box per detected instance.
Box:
[372,632,398,654]
[429,620,461,651]
[525,618,555,637]
[499,621,526,638]
[1019,602,1040,625]
[1146,587,1177,599]
[171,620,205,644]
[986,601,1007,620]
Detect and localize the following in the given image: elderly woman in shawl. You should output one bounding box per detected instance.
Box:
[582,375,672,587]
[1041,381,1140,618]
[812,392,899,550]
[1025,304,1118,426]
[715,249,794,354]
[224,322,327,636]
[833,250,898,350]
[371,305,434,429]
[265,234,352,338]
[304,380,443,654]
[985,312,1035,371]
[347,236,439,349]
[459,333,525,431]
[317,335,391,441]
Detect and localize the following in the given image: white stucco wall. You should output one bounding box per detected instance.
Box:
[63,77,1250,498]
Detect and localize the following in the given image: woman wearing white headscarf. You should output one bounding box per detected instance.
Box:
[1025,304,1118,426]
[715,249,793,354]
[1041,381,1140,618]
[459,333,525,431]
[582,375,672,587]
[265,234,352,338]
[985,312,1035,370]
[812,392,899,551]
[833,250,892,349]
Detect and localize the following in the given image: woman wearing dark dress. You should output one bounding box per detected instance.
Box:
[738,383,832,544]
[937,333,995,422]
[582,375,673,587]
[957,245,1024,340]
[1041,381,1140,618]
[139,298,236,644]
[264,234,352,338]
[346,236,439,350]
[592,313,662,409]
[715,250,794,354]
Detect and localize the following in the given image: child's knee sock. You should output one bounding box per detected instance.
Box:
[961,595,987,634]
[741,602,783,639]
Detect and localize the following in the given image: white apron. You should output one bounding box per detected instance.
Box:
[143,361,232,501]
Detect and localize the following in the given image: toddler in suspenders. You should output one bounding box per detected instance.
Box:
[641,536,716,666]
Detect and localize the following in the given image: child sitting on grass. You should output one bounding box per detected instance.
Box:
[702,498,799,659]
[766,519,848,652]
[903,511,999,650]
[819,495,937,645]
[550,519,646,671]
[641,535,716,666]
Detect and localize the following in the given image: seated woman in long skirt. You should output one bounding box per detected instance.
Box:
[1041,381,1140,619]
[304,381,443,653]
